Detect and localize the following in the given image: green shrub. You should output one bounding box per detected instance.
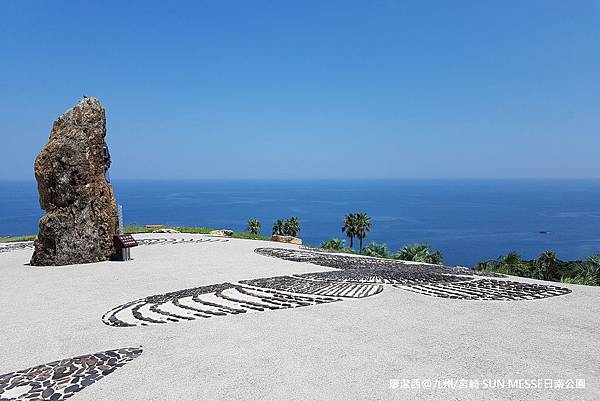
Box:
[531,251,558,281]
[0,235,36,243]
[320,238,345,250]
[319,238,354,253]
[560,276,598,286]
[231,232,270,241]
[475,250,599,286]
[396,243,443,264]
[362,242,390,258]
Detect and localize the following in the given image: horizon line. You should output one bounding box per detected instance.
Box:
[2,177,600,182]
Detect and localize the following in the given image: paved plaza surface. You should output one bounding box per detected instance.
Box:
[1,234,598,400]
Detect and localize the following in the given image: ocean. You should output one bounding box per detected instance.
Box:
[1,179,599,266]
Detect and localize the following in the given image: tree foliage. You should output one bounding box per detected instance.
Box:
[247,218,261,235]
[342,212,371,251]
[283,217,301,237]
[476,251,600,286]
[341,213,357,248]
[396,243,443,264]
[362,242,390,258]
[320,238,345,250]
[320,238,355,253]
[272,217,301,237]
[355,213,371,252]
[272,219,285,235]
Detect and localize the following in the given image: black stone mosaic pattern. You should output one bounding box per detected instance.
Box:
[254,248,492,277]
[394,279,572,300]
[137,237,229,246]
[254,248,572,301]
[293,267,475,285]
[0,237,227,255]
[102,245,571,328]
[103,282,341,327]
[298,245,344,253]
[254,247,499,276]
[0,242,34,253]
[0,347,142,401]
[240,276,383,298]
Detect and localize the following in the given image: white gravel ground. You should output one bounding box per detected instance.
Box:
[0,233,598,401]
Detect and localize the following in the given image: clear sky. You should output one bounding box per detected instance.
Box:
[1,1,599,180]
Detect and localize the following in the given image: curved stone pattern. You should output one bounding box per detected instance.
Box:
[255,247,500,277]
[254,248,571,301]
[0,237,227,254]
[394,279,572,300]
[103,282,341,327]
[240,276,383,298]
[103,246,572,328]
[299,245,347,253]
[293,268,474,285]
[0,347,142,401]
[137,237,229,246]
[0,242,34,253]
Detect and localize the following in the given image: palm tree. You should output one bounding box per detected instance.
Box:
[355,212,371,252]
[341,213,357,249]
[284,217,301,237]
[247,219,261,235]
[534,250,557,281]
[272,219,285,236]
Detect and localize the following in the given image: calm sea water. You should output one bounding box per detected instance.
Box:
[1,179,599,266]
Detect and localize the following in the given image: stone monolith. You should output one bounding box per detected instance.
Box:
[30,98,118,266]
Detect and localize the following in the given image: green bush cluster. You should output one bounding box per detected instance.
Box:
[320,239,443,264]
[475,251,600,286]
[319,238,355,254]
[361,242,390,258]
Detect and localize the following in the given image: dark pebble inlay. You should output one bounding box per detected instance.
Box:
[0,347,142,401]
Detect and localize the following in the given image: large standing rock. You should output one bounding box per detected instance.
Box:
[30,98,119,266]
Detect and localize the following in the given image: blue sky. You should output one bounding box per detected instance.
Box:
[1,1,599,180]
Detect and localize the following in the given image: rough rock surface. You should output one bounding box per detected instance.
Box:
[152,228,181,234]
[30,98,118,266]
[271,235,303,245]
[209,229,234,237]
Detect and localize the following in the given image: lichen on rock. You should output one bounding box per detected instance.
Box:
[30,98,118,266]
